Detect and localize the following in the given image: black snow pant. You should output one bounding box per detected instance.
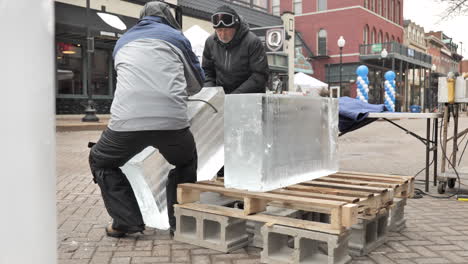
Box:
[89,127,197,232]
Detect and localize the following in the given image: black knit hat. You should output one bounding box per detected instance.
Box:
[214,5,238,17]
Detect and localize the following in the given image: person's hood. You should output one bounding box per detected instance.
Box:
[139,1,181,30]
[214,16,250,49]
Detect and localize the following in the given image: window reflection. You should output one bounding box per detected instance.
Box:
[56,42,83,95]
[92,49,110,96]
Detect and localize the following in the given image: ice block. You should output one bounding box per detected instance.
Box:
[121,87,225,229]
[224,94,338,192]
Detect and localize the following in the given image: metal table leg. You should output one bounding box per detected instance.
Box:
[452,104,459,166]
[434,117,438,186]
[426,118,430,192]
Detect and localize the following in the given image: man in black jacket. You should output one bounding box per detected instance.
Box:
[202,5,269,94]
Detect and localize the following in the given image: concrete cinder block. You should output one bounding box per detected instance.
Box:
[302,212,331,224]
[388,198,407,232]
[247,206,303,248]
[246,221,264,248]
[174,207,249,253]
[349,210,389,256]
[261,225,351,264]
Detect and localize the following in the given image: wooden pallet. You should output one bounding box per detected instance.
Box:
[177,182,358,235]
[176,171,414,235]
[334,171,415,198]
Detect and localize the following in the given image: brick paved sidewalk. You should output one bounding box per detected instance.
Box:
[57,118,468,264]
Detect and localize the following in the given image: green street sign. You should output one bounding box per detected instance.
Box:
[372,44,382,53]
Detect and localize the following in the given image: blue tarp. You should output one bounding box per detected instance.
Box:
[339,97,387,134]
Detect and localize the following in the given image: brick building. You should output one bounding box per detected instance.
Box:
[426,31,462,75]
[279,0,434,111]
[403,20,429,109]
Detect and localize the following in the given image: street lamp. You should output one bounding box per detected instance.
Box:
[337,36,346,91]
[381,48,388,67]
[82,0,99,122]
[432,64,437,72]
[460,42,464,74]
[381,48,389,105]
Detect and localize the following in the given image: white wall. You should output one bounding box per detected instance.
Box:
[1,1,56,264]
[282,12,295,91]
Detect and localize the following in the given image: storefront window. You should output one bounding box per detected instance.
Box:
[92,49,111,96]
[56,42,83,95]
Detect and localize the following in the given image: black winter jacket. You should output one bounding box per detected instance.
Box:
[202,18,269,94]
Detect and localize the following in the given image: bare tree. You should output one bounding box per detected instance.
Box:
[439,0,468,19]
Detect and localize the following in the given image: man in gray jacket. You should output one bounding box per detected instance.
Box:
[89,1,204,237]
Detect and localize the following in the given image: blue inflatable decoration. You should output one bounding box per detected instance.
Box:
[356,65,369,102]
[384,71,396,112]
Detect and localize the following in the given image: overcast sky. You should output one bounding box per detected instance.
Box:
[403,0,467,58]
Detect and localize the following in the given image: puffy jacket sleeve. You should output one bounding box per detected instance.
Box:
[202,37,217,87]
[232,36,269,94]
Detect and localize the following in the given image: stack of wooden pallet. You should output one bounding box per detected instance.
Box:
[174,171,414,263]
[177,171,413,225]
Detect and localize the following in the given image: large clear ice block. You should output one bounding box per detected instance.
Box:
[224,94,338,192]
[121,87,225,229]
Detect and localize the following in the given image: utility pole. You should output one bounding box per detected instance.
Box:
[460,41,464,74]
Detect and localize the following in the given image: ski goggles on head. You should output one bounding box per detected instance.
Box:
[211,12,238,28]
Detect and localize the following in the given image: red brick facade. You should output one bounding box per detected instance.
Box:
[281,0,404,83]
[425,31,460,75]
[461,60,468,74]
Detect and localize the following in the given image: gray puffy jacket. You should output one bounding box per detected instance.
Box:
[109,2,204,131]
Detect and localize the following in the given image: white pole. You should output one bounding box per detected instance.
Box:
[0,1,56,264]
[281,12,295,91]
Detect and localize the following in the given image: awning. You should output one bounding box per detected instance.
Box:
[55,2,138,42]
[295,47,313,74]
